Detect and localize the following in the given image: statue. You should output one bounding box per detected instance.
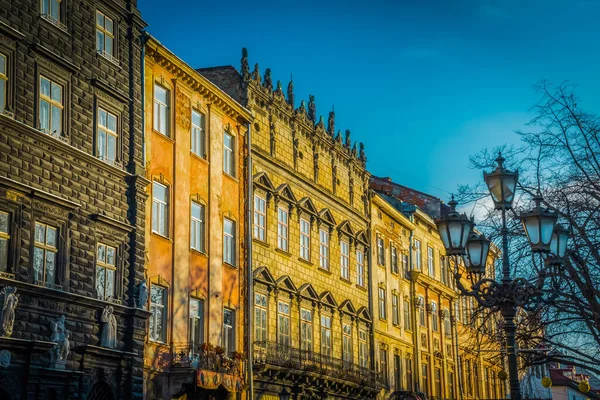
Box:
[270,120,277,156]
[263,68,273,92]
[100,306,118,349]
[345,130,351,148]
[0,286,18,337]
[308,95,316,123]
[240,48,250,81]
[251,63,261,83]
[137,281,148,309]
[359,142,367,163]
[287,77,294,107]
[327,110,335,137]
[335,130,342,145]
[351,142,358,157]
[276,80,283,95]
[50,315,70,368]
[298,100,307,115]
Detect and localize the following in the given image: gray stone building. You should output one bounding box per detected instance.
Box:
[0,0,148,398]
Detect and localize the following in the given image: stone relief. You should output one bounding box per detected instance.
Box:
[0,286,18,337]
[50,315,70,369]
[136,281,148,309]
[0,349,10,368]
[100,306,117,349]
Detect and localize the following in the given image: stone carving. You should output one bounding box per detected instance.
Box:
[275,80,283,95]
[263,68,273,92]
[359,142,367,164]
[251,63,261,83]
[335,130,342,145]
[345,130,351,149]
[176,88,191,131]
[327,109,335,137]
[292,138,299,170]
[287,78,294,107]
[332,165,337,194]
[137,281,148,309]
[298,100,307,115]
[241,48,250,81]
[269,119,276,157]
[349,176,355,205]
[50,315,70,369]
[100,306,118,349]
[351,143,358,158]
[313,150,319,182]
[0,349,10,367]
[0,286,18,337]
[308,95,316,123]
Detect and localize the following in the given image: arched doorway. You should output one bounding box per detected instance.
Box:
[87,382,115,400]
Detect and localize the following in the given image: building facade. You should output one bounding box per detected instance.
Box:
[200,49,380,399]
[143,36,252,399]
[0,0,148,398]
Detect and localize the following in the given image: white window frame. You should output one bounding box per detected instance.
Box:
[391,245,398,274]
[41,0,63,25]
[392,293,399,325]
[191,109,206,158]
[428,246,435,277]
[359,329,368,368]
[377,235,385,266]
[356,248,365,287]
[419,295,426,326]
[277,206,289,251]
[152,182,169,237]
[299,218,310,260]
[0,211,9,272]
[342,322,353,364]
[319,228,329,270]
[33,222,58,285]
[379,287,387,320]
[97,107,118,164]
[415,239,422,270]
[321,315,332,357]
[431,301,439,331]
[150,284,167,343]
[0,53,7,112]
[300,308,313,352]
[223,132,235,176]
[153,83,170,136]
[190,202,205,252]
[404,299,411,330]
[96,242,117,300]
[277,301,291,347]
[189,297,204,347]
[255,293,268,346]
[340,240,349,280]
[223,218,236,266]
[253,195,266,241]
[96,10,115,58]
[222,308,235,353]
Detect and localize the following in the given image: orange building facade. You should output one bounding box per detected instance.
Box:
[142,35,252,399]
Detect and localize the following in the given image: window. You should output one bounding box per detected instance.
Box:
[189,298,204,347]
[428,246,435,277]
[39,76,63,136]
[0,211,9,272]
[378,287,387,320]
[394,354,403,390]
[440,256,448,285]
[300,308,313,352]
[444,309,451,336]
[321,315,332,357]
[96,243,116,300]
[299,218,310,260]
[223,218,235,266]
[391,245,398,274]
[253,195,266,241]
[448,372,455,400]
[319,228,329,270]
[153,84,169,136]
[422,364,429,395]
[0,54,7,112]
[431,302,438,331]
[404,299,411,330]
[33,222,58,285]
[418,295,425,326]
[222,308,235,353]
[223,132,235,176]
[190,202,205,252]
[96,11,115,58]
[255,293,268,346]
[277,207,289,251]
[342,323,352,364]
[152,182,169,237]
[359,329,368,368]
[377,235,385,265]
[403,254,410,278]
[97,108,118,164]
[405,355,413,390]
[356,249,365,287]
[277,301,290,347]
[150,285,167,342]
[380,347,388,386]
[340,240,349,280]
[435,367,442,397]
[415,239,422,270]
[191,110,206,157]
[392,293,399,325]
[41,0,62,25]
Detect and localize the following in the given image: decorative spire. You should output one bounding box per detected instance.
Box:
[359,142,367,164]
[276,80,283,95]
[345,130,351,148]
[287,75,294,107]
[263,68,273,91]
[308,95,316,123]
[335,130,342,144]
[241,48,250,81]
[316,115,325,130]
[251,63,261,82]
[351,142,358,157]
[327,108,335,137]
[298,100,307,114]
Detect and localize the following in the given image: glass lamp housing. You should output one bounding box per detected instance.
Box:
[550,223,569,258]
[435,197,473,256]
[519,195,557,253]
[465,231,490,275]
[483,154,519,210]
[279,387,291,400]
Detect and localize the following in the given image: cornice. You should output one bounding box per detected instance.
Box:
[145,36,252,123]
[91,77,130,103]
[372,193,416,230]
[89,213,134,232]
[0,176,81,209]
[31,42,80,73]
[0,19,25,40]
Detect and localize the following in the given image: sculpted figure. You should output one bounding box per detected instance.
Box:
[240,48,250,80]
[263,68,273,91]
[308,95,316,123]
[287,79,294,107]
[327,110,335,136]
[137,281,148,309]
[100,306,117,348]
[1,286,18,337]
[50,315,70,366]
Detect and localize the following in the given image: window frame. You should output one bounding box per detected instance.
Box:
[149,284,167,343]
[404,299,411,330]
[153,83,170,137]
[191,109,206,158]
[299,218,311,261]
[33,221,59,286]
[0,210,11,273]
[189,297,204,347]
[300,307,313,352]
[380,346,389,386]
[391,245,398,274]
[223,131,235,177]
[356,248,365,287]
[222,308,235,353]
[190,201,205,253]
[95,242,117,301]
[319,227,330,270]
[39,75,64,137]
[359,329,368,368]
[223,217,236,266]
[0,52,8,113]
[277,206,289,251]
[377,235,385,266]
[96,106,119,166]
[340,240,350,280]
[320,314,332,358]
[277,300,291,347]
[40,0,66,29]
[428,246,435,277]
[431,301,439,331]
[392,293,399,326]
[151,181,169,238]
[342,322,353,364]
[415,239,422,270]
[95,10,117,61]
[378,287,387,320]
[254,293,268,346]
[419,295,426,326]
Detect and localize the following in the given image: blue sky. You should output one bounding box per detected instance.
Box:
[140,0,600,200]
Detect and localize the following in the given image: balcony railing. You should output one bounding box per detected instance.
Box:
[169,343,243,375]
[253,341,380,388]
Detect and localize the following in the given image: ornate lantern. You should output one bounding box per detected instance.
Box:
[519,195,557,253]
[435,197,473,256]
[483,153,519,210]
[465,231,491,275]
[279,386,291,400]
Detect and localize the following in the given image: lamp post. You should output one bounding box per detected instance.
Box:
[435,153,567,400]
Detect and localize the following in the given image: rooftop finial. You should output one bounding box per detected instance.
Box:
[327,108,335,137]
[308,95,316,123]
[287,76,295,107]
[251,63,261,82]
[263,68,273,91]
[241,48,250,81]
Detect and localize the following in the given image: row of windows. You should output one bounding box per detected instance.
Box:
[151,182,237,265]
[254,292,369,368]
[254,195,367,285]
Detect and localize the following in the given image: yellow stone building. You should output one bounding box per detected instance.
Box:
[370,180,506,400]
[200,49,380,399]
[142,35,252,399]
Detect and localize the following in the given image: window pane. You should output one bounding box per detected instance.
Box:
[152,201,158,232]
[153,182,166,201]
[107,134,116,161]
[159,107,167,134]
[0,238,8,272]
[107,113,117,132]
[106,37,113,56]
[0,81,5,111]
[46,226,56,247]
[192,110,201,127]
[45,251,55,283]
[155,85,166,103]
[96,32,104,52]
[51,83,61,102]
[96,266,106,297]
[96,12,104,27]
[106,246,115,266]
[51,105,61,133]
[35,223,46,244]
[105,17,113,33]
[192,202,201,219]
[97,244,106,263]
[40,100,50,130]
[41,0,49,15]
[0,213,9,234]
[41,77,50,97]
[106,268,115,298]
[33,248,44,281]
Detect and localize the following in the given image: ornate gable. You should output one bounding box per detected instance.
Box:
[254,266,276,286]
[355,230,369,247]
[338,299,357,317]
[319,291,338,309]
[253,172,275,193]
[298,197,318,217]
[275,183,298,205]
[337,220,355,239]
[298,283,319,302]
[318,208,336,227]
[356,306,372,323]
[276,275,298,294]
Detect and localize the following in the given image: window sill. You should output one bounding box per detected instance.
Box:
[96,50,121,69]
[379,318,388,323]
[317,267,331,275]
[274,248,291,257]
[190,151,209,164]
[153,129,174,142]
[190,248,208,257]
[151,231,172,242]
[39,14,69,34]
[298,257,312,266]
[339,276,352,284]
[223,172,239,183]
[355,284,367,292]
[252,238,269,248]
[224,262,238,270]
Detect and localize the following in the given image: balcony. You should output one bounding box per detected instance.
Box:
[253,341,381,397]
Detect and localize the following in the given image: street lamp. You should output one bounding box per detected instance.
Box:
[435,153,568,400]
[279,385,290,400]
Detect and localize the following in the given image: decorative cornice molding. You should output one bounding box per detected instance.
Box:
[31,42,80,73]
[89,214,134,233]
[91,77,130,104]
[0,176,80,209]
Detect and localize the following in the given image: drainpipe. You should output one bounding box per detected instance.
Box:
[367,191,376,375]
[408,215,420,393]
[246,120,254,400]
